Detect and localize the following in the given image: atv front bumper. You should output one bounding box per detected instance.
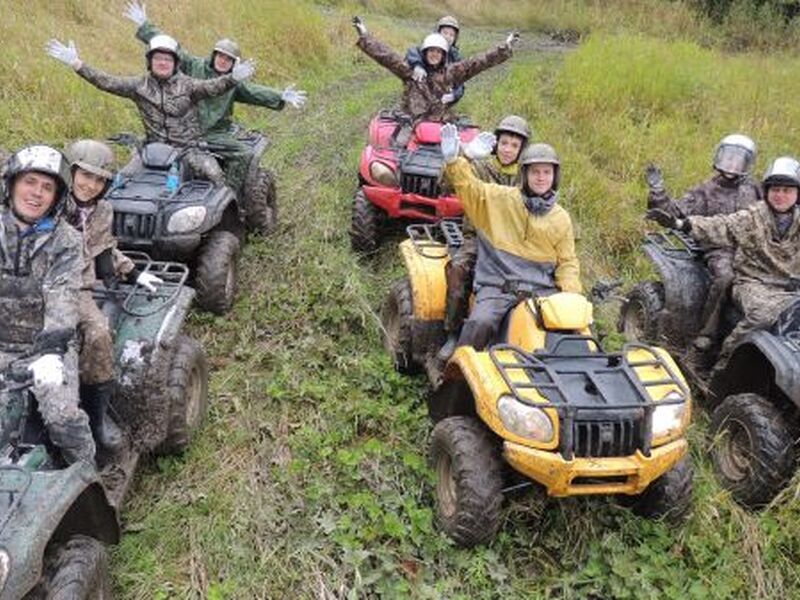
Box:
[118,235,201,262]
[363,185,462,222]
[504,438,688,497]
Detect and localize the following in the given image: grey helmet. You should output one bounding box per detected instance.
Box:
[212,38,241,70]
[763,156,800,190]
[495,115,532,145]
[3,144,71,213]
[713,133,756,177]
[66,140,114,180]
[520,143,560,192]
[436,15,460,43]
[146,34,180,74]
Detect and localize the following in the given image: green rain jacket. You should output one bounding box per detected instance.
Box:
[136,21,285,135]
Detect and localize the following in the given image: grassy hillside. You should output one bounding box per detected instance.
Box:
[2,1,800,598]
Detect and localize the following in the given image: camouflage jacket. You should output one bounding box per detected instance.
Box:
[356,33,512,123]
[688,202,800,289]
[0,208,82,354]
[64,197,134,286]
[135,21,285,135]
[404,44,464,105]
[648,174,762,219]
[76,64,238,146]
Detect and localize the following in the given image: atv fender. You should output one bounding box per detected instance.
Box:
[399,239,448,321]
[0,462,118,600]
[204,186,240,229]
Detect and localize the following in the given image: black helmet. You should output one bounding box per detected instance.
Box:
[3,144,71,216]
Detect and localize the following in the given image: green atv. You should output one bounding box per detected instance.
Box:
[0,254,209,599]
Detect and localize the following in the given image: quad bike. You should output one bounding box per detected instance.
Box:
[382,223,694,547]
[350,110,480,253]
[619,229,800,508]
[0,254,209,599]
[106,130,277,314]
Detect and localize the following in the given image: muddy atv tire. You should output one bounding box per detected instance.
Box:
[429,416,504,547]
[382,278,420,374]
[158,335,209,455]
[195,230,240,314]
[245,166,278,236]
[710,393,795,508]
[28,535,110,600]
[619,281,664,343]
[628,456,693,524]
[350,188,381,254]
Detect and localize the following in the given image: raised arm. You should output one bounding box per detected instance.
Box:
[235,81,286,110]
[47,39,140,99]
[353,17,412,81]
[448,34,516,85]
[188,59,255,101]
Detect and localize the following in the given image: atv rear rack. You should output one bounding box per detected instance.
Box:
[489,340,689,458]
[407,219,463,259]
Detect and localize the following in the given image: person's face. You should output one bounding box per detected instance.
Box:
[213,52,235,74]
[72,167,107,204]
[425,47,445,67]
[150,51,176,79]
[767,185,798,213]
[496,133,524,166]
[439,26,457,46]
[11,172,58,223]
[527,163,555,196]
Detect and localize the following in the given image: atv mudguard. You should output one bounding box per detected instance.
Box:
[0,462,118,600]
[399,238,448,321]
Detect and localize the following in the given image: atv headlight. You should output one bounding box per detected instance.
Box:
[651,391,687,439]
[369,161,398,187]
[167,206,207,233]
[498,394,554,443]
[0,549,9,592]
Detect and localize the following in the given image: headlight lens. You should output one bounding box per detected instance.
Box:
[651,391,687,439]
[369,161,398,187]
[166,206,207,233]
[0,549,10,591]
[497,394,554,443]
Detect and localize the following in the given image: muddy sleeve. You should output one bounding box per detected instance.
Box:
[135,20,201,71]
[554,214,582,293]
[356,34,413,80]
[688,209,752,248]
[189,74,238,101]
[234,81,286,110]
[76,64,141,99]
[448,44,512,85]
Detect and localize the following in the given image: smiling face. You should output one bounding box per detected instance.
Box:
[72,167,107,204]
[526,163,555,196]
[438,26,458,46]
[11,171,58,223]
[213,52,235,74]
[496,133,524,166]
[425,47,445,67]
[767,185,799,213]
[150,51,176,79]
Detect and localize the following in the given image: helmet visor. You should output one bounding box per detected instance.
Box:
[714,145,754,176]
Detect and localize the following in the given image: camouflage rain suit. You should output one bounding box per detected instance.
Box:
[135,21,286,192]
[688,201,800,363]
[0,208,95,464]
[404,44,464,105]
[649,174,762,340]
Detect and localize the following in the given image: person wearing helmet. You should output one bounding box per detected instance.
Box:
[648,156,800,368]
[0,145,96,465]
[63,140,163,454]
[405,16,465,106]
[438,115,531,360]
[352,16,519,127]
[46,33,256,186]
[437,125,580,355]
[123,1,307,198]
[645,134,762,353]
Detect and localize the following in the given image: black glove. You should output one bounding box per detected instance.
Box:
[645,163,665,191]
[646,208,691,232]
[352,16,367,36]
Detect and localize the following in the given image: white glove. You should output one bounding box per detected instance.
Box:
[441,92,456,105]
[505,32,521,48]
[412,65,427,82]
[352,16,367,37]
[28,354,65,387]
[440,123,460,164]
[281,85,307,109]
[136,271,163,292]
[123,1,147,27]
[46,39,81,70]
[231,59,255,82]
[463,132,497,160]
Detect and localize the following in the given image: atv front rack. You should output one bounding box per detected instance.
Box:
[489,341,689,458]
[644,230,703,259]
[0,466,31,533]
[407,219,463,259]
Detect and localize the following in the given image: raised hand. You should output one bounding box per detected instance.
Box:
[645,163,665,191]
[232,59,256,82]
[463,132,497,160]
[123,1,147,27]
[440,123,460,164]
[281,85,308,109]
[352,16,367,37]
[46,39,81,69]
[505,32,520,48]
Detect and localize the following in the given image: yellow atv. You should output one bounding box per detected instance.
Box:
[382,223,694,547]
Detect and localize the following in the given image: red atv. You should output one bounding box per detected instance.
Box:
[350,110,479,253]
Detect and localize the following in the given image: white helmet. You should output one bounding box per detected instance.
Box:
[763,156,800,189]
[421,33,449,54]
[713,133,756,177]
[3,145,71,213]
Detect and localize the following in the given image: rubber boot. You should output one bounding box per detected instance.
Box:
[49,417,97,468]
[83,381,125,454]
[437,333,460,363]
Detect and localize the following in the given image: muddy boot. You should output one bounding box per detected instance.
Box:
[692,335,713,352]
[83,381,124,454]
[437,333,459,363]
[50,417,97,468]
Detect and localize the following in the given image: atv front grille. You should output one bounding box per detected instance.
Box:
[400,145,444,198]
[573,418,640,458]
[113,212,157,239]
[400,173,441,198]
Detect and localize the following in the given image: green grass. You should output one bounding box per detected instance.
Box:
[3,1,800,598]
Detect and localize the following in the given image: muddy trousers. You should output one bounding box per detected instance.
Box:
[457,286,519,351]
[205,132,254,193]
[698,252,735,339]
[121,149,225,186]
[78,298,114,385]
[443,235,478,334]
[0,348,96,465]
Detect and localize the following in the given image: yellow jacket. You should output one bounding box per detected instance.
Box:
[445,157,581,293]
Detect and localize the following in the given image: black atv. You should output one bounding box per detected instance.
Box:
[106,130,277,314]
[619,229,800,508]
[0,255,209,599]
